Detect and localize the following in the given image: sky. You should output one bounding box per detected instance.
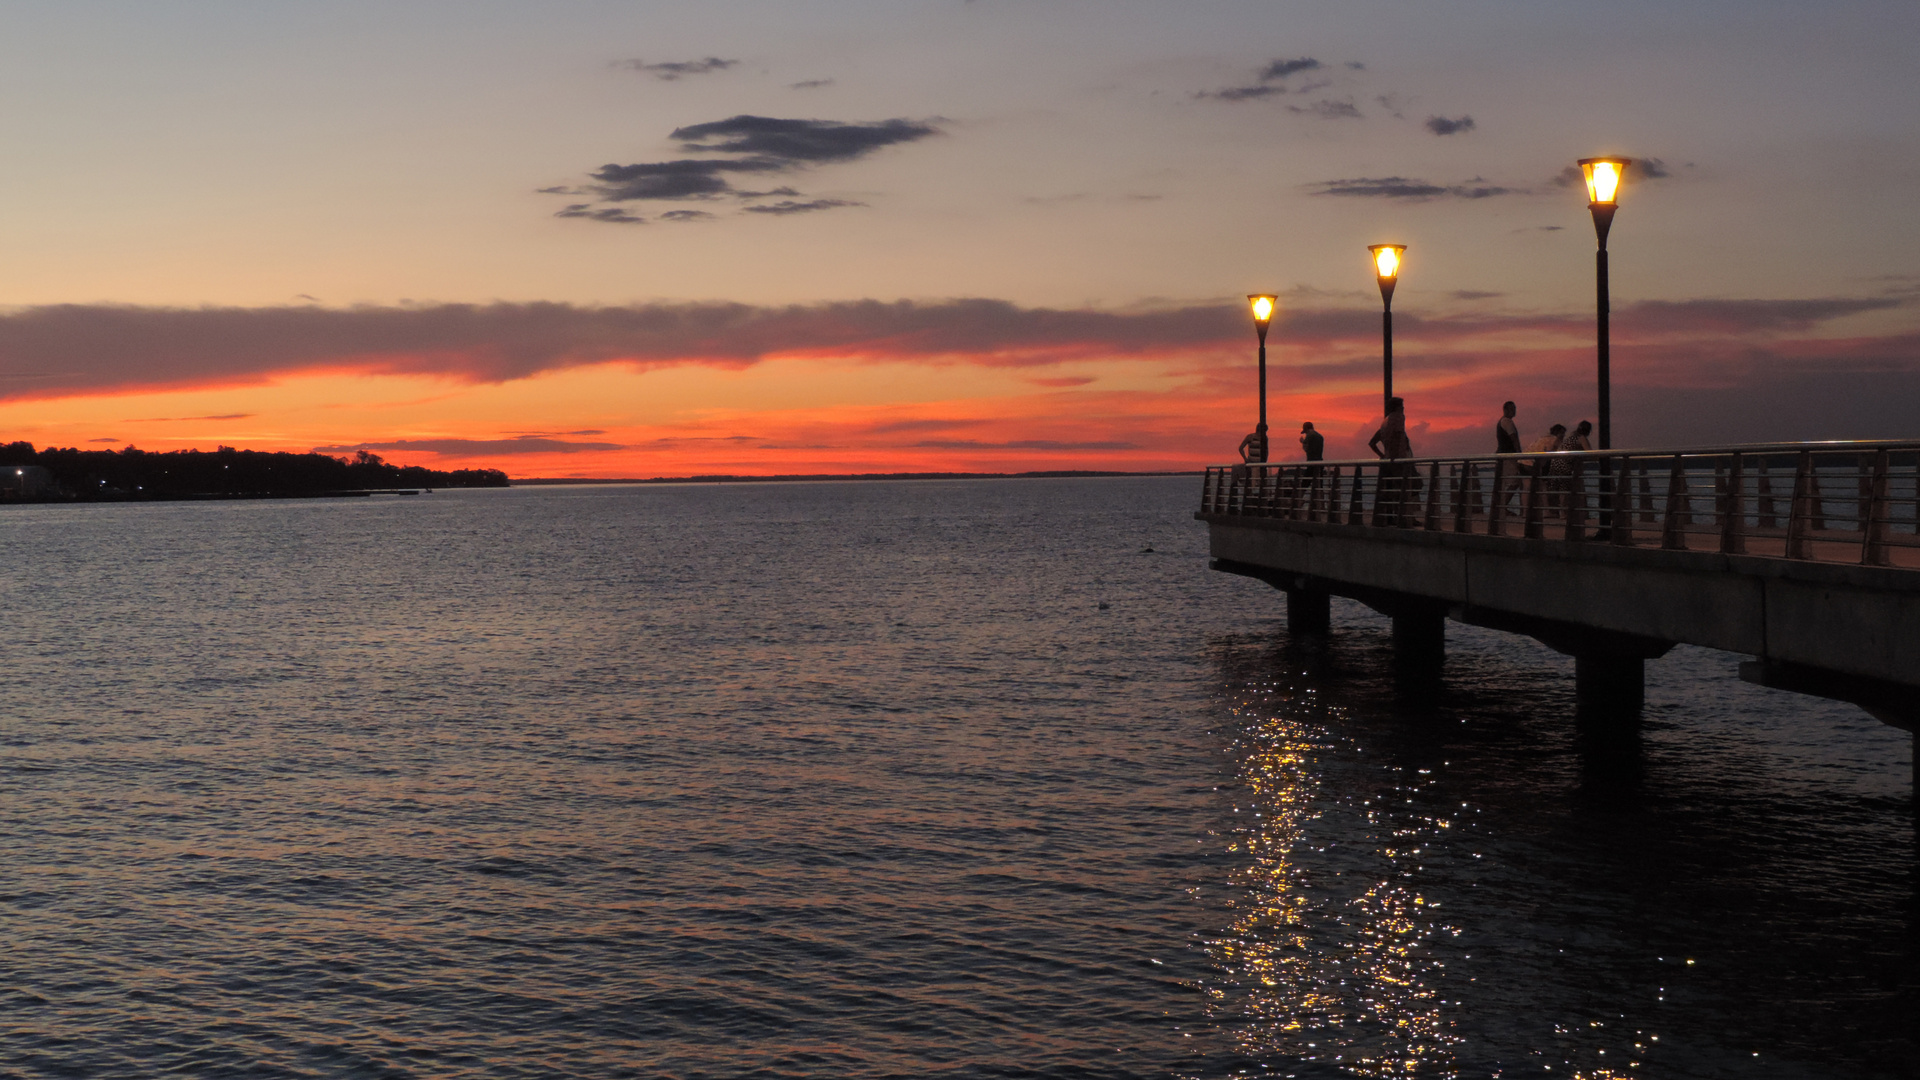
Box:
[1,0,1917,477]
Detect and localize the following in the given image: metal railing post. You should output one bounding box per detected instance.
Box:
[1564,456,1587,541]
[1610,455,1634,546]
[1522,460,1545,540]
[1489,458,1508,536]
[1786,451,1814,560]
[1862,449,1891,566]
[1453,462,1472,533]
[1423,461,1442,530]
[1719,452,1746,554]
[1661,455,1689,550]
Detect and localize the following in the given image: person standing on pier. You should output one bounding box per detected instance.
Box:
[1496,401,1521,454]
[1530,423,1568,516]
[1368,398,1415,525]
[1237,423,1269,465]
[1367,398,1412,460]
[1299,422,1324,462]
[1232,422,1268,499]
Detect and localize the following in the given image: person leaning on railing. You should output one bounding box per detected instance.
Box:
[1231,422,1268,495]
[1367,398,1416,525]
[1527,423,1567,515]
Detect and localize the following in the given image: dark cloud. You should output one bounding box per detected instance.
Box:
[555,115,936,218]
[1312,176,1512,199]
[1260,57,1323,80]
[1425,115,1475,135]
[555,204,646,224]
[0,300,1244,401]
[1,295,1899,406]
[1197,85,1284,102]
[1288,99,1362,120]
[317,436,625,455]
[586,159,781,202]
[1198,56,1333,101]
[615,57,737,81]
[659,209,715,222]
[1451,290,1503,301]
[87,438,120,443]
[1620,298,1900,335]
[790,79,834,90]
[534,186,577,195]
[741,198,862,215]
[670,115,939,164]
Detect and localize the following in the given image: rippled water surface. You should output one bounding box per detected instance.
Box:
[0,478,1911,1078]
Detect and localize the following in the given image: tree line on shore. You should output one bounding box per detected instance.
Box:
[0,442,507,499]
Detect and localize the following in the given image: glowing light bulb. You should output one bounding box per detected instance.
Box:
[1250,295,1275,323]
[1578,157,1632,205]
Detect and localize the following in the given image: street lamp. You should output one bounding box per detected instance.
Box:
[1368,244,1406,414]
[1248,294,1278,430]
[1578,157,1630,450]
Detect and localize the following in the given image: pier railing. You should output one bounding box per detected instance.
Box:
[1199,441,1920,568]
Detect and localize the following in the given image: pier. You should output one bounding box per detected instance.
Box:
[1197,440,1920,739]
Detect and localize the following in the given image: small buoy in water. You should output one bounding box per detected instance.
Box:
[1098,601,1110,610]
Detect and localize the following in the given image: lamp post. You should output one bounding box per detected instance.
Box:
[1367,244,1406,415]
[1578,157,1630,450]
[1248,294,1278,430]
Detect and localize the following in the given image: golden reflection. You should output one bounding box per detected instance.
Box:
[1202,691,1460,1077]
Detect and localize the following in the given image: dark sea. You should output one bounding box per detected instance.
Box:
[0,477,1912,1079]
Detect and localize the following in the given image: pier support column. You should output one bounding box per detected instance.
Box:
[1575,654,1645,710]
[1392,609,1445,670]
[1286,588,1331,636]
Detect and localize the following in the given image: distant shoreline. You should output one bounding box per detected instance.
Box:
[510,470,1200,486]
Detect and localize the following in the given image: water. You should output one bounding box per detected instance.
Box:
[0,477,1910,1078]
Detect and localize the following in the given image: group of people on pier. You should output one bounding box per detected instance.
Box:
[1235,400,1595,466]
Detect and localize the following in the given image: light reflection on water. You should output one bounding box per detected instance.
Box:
[1204,676,1460,1078]
[1197,622,1911,1080]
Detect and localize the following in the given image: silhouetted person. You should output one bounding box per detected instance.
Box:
[1497,401,1521,454]
[1238,423,1269,465]
[1530,423,1568,517]
[1563,419,1593,452]
[1299,422,1324,461]
[1368,397,1412,460]
[1368,398,1416,525]
[1231,422,1269,500]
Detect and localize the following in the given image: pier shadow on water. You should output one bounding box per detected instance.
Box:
[1197,598,1915,1079]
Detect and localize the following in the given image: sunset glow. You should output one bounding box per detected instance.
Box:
[0,4,1913,478]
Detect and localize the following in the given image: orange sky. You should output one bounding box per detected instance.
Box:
[3,294,1912,477]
